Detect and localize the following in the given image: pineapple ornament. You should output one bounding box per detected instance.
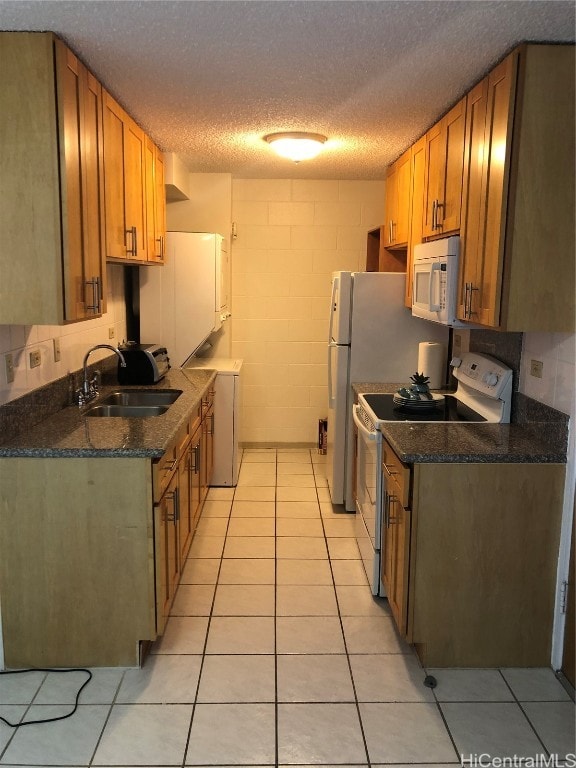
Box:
[410,372,432,400]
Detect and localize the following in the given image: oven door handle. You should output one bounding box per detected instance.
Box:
[352,404,377,441]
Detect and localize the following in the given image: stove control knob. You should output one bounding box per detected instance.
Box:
[483,372,499,387]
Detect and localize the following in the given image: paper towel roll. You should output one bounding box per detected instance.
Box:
[417,342,447,389]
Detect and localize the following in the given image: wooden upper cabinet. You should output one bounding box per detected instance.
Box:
[103,92,147,262]
[405,135,426,308]
[123,116,147,262]
[145,137,166,264]
[422,98,466,237]
[0,33,106,324]
[458,45,575,331]
[384,148,411,248]
[103,90,165,265]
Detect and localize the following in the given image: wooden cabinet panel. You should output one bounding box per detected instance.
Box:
[102,91,127,260]
[423,98,465,237]
[145,137,167,264]
[190,424,203,534]
[124,116,147,261]
[155,471,180,636]
[0,33,105,324]
[459,45,574,331]
[82,70,107,313]
[0,457,155,667]
[103,91,153,263]
[405,135,426,308]
[459,56,517,326]
[382,492,411,635]
[409,462,565,667]
[384,149,411,248]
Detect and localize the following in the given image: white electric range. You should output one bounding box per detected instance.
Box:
[352,352,513,594]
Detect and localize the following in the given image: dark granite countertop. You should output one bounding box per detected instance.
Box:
[0,368,216,459]
[352,382,568,464]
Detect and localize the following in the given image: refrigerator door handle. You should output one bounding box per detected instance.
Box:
[328,275,338,343]
[328,341,338,408]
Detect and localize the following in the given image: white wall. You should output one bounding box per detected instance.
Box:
[0,265,127,405]
[520,331,576,669]
[230,178,386,444]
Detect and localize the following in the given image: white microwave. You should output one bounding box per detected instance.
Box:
[411,236,467,327]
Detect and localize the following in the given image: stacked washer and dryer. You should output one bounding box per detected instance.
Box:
[139,230,242,487]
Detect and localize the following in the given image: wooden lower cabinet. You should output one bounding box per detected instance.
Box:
[200,389,215,506]
[381,449,566,667]
[0,393,216,668]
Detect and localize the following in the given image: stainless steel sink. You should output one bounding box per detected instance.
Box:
[85,404,169,418]
[98,389,182,407]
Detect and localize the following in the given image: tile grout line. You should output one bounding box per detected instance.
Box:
[181,450,240,767]
[315,447,373,768]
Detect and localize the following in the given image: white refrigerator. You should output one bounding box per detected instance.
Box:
[326,271,448,511]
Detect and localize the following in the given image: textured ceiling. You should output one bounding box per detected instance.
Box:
[0,0,574,179]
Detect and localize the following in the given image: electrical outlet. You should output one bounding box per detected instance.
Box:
[530,359,544,378]
[4,353,14,384]
[29,349,41,369]
[53,337,61,363]
[108,327,115,339]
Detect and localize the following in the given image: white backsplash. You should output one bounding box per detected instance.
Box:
[0,265,127,406]
[520,332,575,419]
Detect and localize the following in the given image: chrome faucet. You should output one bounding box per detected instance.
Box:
[77,344,127,407]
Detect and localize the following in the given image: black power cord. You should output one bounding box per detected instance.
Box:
[0,668,93,727]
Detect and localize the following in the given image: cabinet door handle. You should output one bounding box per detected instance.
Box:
[432,200,437,230]
[388,494,398,525]
[162,457,178,474]
[382,462,398,477]
[192,445,200,474]
[469,285,479,317]
[383,489,389,529]
[85,276,101,313]
[156,235,164,260]
[464,282,470,317]
[126,226,137,257]
[436,201,444,228]
[164,490,176,522]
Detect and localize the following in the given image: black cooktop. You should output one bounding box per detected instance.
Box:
[361,393,487,423]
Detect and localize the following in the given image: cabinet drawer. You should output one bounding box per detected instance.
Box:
[153,421,189,502]
[201,388,215,416]
[190,404,202,435]
[381,440,410,507]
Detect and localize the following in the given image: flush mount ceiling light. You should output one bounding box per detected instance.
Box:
[264,132,327,162]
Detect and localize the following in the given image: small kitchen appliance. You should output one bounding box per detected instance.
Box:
[353,351,513,594]
[117,343,170,385]
[411,236,470,327]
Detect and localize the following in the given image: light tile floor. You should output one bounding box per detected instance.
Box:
[0,447,574,766]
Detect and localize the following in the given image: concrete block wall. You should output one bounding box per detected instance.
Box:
[230,178,385,444]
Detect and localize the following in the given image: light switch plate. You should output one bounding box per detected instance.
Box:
[530,359,544,378]
[29,349,41,368]
[4,353,14,384]
[53,337,61,363]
